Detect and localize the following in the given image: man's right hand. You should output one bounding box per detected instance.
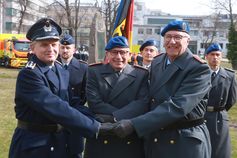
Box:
[95,114,115,123]
[99,122,115,135]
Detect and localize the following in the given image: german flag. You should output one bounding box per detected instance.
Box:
[112,0,134,47]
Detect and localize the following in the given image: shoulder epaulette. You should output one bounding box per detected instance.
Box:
[134,64,148,71]
[193,55,206,64]
[55,60,62,66]
[154,53,164,58]
[224,67,235,73]
[89,62,103,67]
[78,60,88,64]
[25,61,36,69]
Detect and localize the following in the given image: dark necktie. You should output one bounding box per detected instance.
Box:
[211,72,216,82]
[64,64,68,70]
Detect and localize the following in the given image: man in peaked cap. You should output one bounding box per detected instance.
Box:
[9,18,112,158]
[58,34,91,158]
[205,43,237,158]
[139,39,160,69]
[113,20,212,158]
[84,36,149,158]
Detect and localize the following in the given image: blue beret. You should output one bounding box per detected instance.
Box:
[140,39,158,51]
[60,34,75,45]
[26,18,62,41]
[105,36,129,51]
[205,43,222,55]
[161,20,190,36]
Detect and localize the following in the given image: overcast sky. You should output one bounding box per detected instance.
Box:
[81,0,237,16]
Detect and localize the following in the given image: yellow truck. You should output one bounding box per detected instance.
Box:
[0,34,30,68]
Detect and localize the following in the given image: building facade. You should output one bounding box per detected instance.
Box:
[133,1,231,56]
[47,2,102,47]
[0,0,48,34]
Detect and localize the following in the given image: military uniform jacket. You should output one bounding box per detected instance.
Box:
[85,63,149,158]
[59,57,88,107]
[59,57,90,156]
[205,67,237,158]
[131,51,212,158]
[9,55,99,158]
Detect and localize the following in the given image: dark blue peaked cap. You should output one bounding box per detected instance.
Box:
[161,20,190,36]
[60,34,75,45]
[105,36,129,51]
[140,39,158,51]
[205,43,222,55]
[26,18,62,41]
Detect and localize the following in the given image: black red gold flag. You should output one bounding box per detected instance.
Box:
[112,0,134,47]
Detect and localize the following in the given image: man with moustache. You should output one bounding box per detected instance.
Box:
[84,36,149,158]
[113,20,212,158]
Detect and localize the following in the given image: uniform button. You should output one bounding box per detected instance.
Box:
[50,147,54,151]
[151,98,155,103]
[104,140,108,144]
[170,140,175,144]
[154,138,158,142]
[217,120,220,123]
[127,141,131,145]
[204,120,207,123]
[160,127,164,130]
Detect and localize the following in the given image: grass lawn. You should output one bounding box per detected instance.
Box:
[0,62,237,158]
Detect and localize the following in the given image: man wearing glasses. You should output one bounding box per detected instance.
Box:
[84,36,149,158]
[113,20,212,158]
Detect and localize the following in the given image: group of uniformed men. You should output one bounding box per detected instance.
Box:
[8,17,236,158]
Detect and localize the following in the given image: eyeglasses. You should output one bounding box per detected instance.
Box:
[164,34,189,42]
[109,50,129,57]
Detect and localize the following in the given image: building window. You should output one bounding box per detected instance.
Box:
[5,22,12,30]
[5,8,17,16]
[137,40,144,45]
[137,5,142,11]
[218,31,225,38]
[190,30,198,36]
[219,43,223,48]
[138,28,144,34]
[155,28,161,34]
[146,28,152,35]
[200,43,209,49]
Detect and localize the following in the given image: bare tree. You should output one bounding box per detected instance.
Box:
[211,0,236,25]
[16,0,30,33]
[100,0,119,42]
[200,13,222,50]
[210,0,237,68]
[49,0,89,47]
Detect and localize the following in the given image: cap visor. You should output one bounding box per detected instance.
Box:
[35,36,60,41]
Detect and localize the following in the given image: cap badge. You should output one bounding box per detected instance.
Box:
[182,22,186,31]
[44,20,52,32]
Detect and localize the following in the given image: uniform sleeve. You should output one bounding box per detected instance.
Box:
[86,67,118,114]
[16,69,100,138]
[226,72,237,111]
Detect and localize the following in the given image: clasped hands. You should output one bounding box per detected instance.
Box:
[96,114,134,138]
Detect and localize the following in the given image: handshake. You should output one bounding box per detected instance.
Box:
[96,114,134,138]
